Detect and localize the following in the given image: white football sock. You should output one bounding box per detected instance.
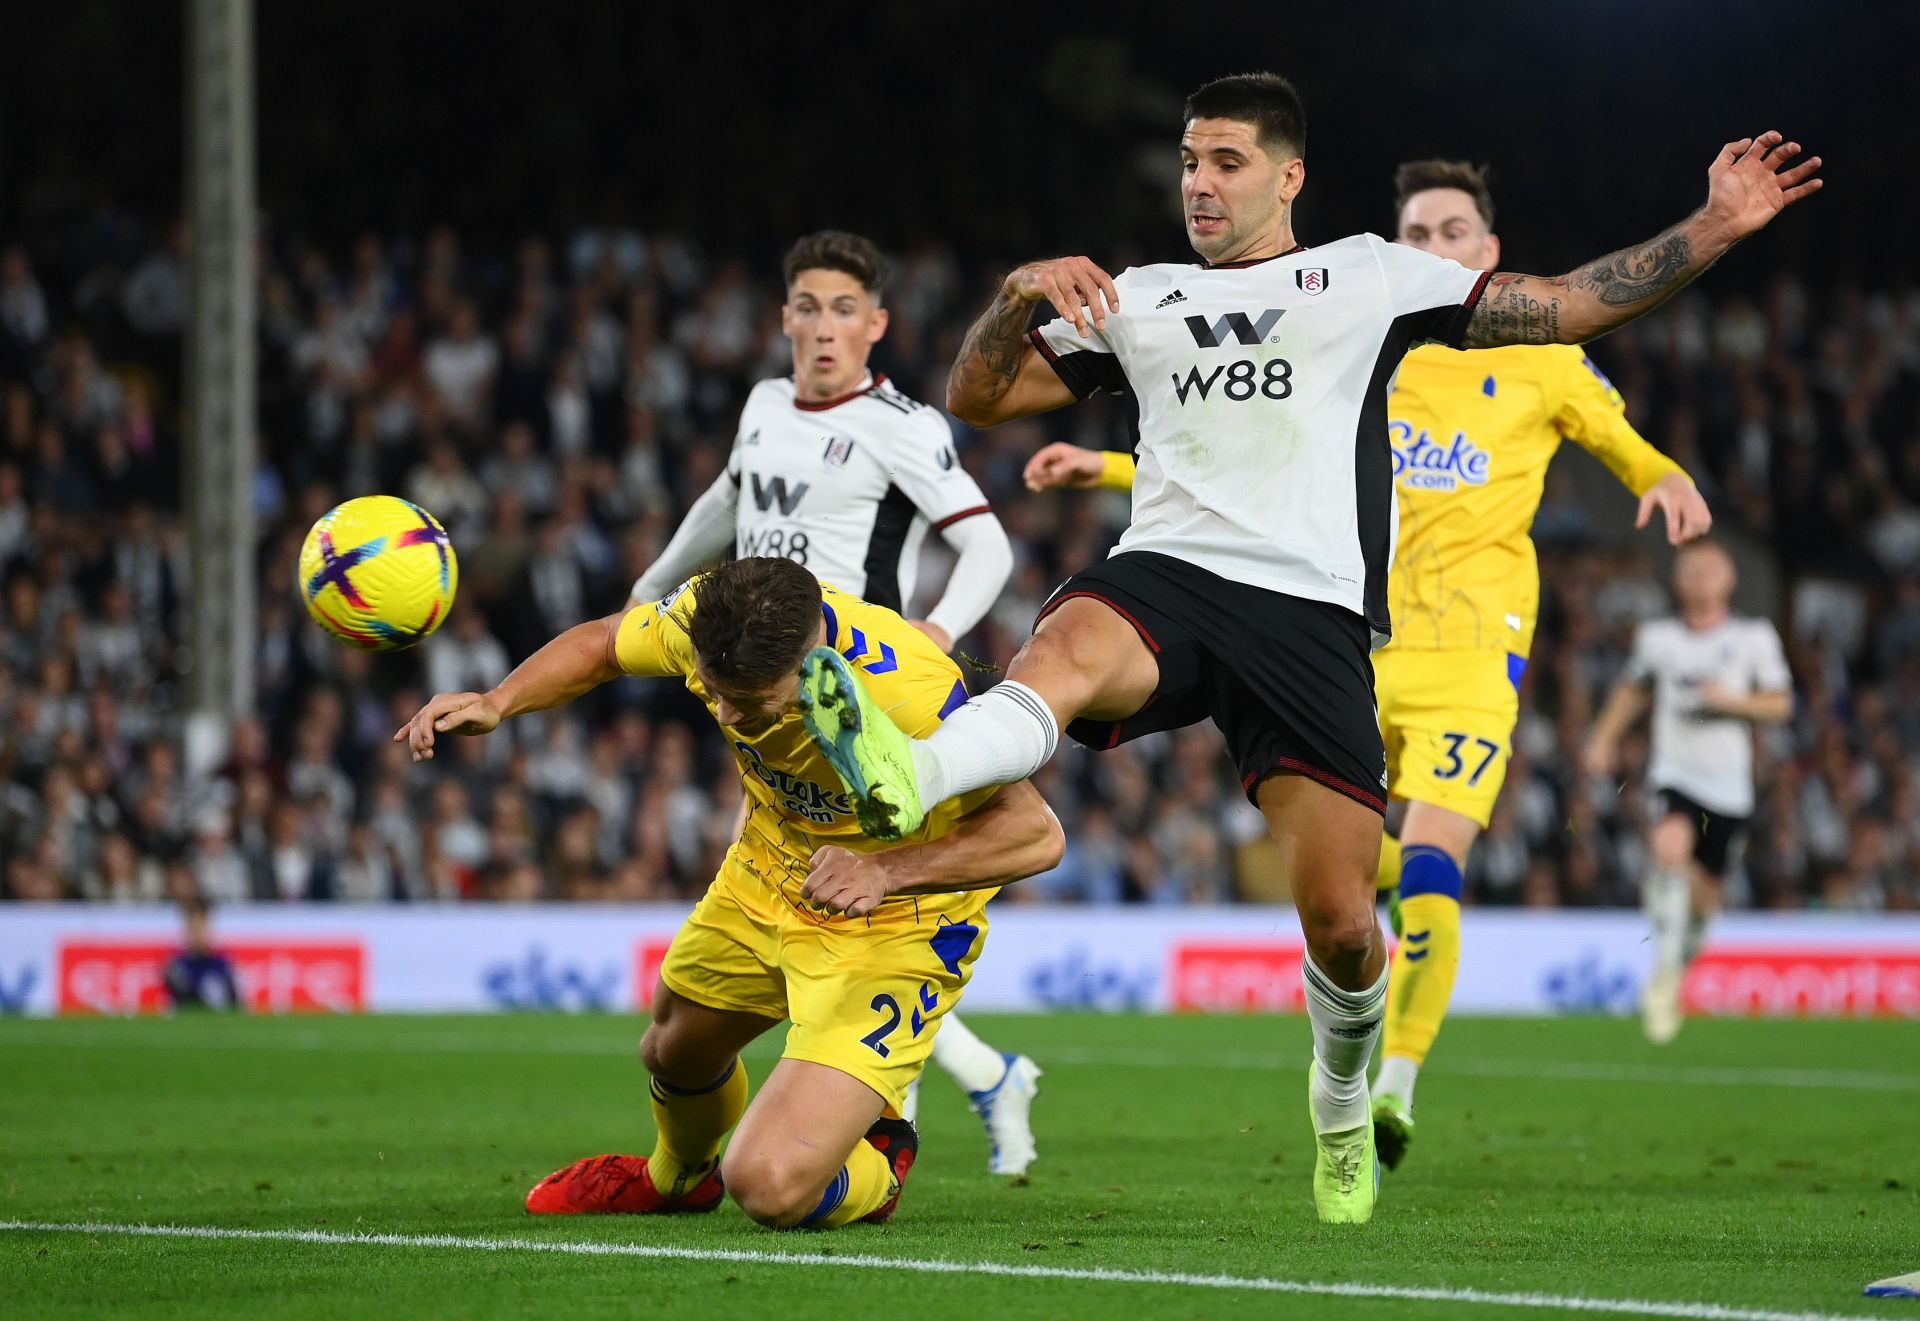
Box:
[931,1013,1008,1094]
[910,680,1058,805]
[1682,912,1710,967]
[1644,867,1690,975]
[1303,958,1388,1134]
[1375,1055,1418,1106]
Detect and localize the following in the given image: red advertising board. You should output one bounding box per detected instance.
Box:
[1170,941,1306,1012]
[57,940,367,1015]
[633,939,673,1009]
[1684,947,1920,1018]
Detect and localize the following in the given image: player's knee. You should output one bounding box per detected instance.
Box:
[1299,905,1378,967]
[638,1020,717,1087]
[721,1149,821,1229]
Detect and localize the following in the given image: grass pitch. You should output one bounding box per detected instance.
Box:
[1,1013,1914,1319]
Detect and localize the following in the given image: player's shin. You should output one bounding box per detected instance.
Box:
[1302,956,1388,1134]
[930,1013,1008,1092]
[1643,866,1691,976]
[1379,846,1464,1102]
[647,1059,749,1197]
[798,1133,895,1228]
[909,680,1058,805]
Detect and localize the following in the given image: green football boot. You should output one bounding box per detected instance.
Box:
[1307,1061,1380,1224]
[798,645,926,842]
[1371,1090,1415,1172]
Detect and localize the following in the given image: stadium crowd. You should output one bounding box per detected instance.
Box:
[2,218,1918,911]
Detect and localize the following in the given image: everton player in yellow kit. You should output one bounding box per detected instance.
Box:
[1024,159,1714,1172]
[394,557,1063,1228]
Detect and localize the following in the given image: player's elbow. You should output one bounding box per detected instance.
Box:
[1015,799,1067,881]
[946,382,999,429]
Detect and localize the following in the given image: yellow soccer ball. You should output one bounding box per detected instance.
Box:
[297,496,458,650]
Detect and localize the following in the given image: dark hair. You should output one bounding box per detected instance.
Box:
[1183,72,1306,160]
[782,230,890,301]
[681,557,823,691]
[1393,159,1496,230]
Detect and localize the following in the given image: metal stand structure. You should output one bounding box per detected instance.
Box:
[183,0,256,767]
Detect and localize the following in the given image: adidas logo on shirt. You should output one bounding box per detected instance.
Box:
[1155,289,1187,309]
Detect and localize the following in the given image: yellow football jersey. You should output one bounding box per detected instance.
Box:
[613,577,997,920]
[1384,343,1684,658]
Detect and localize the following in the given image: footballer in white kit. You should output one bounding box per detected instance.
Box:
[1586,540,1793,1043]
[630,231,1042,1175]
[794,73,1820,1223]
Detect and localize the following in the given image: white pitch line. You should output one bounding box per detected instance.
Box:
[2,1029,1917,1093]
[0,1220,1878,1321]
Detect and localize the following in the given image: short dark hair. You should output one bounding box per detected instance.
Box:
[1183,72,1306,160]
[681,557,823,691]
[1393,159,1496,230]
[782,230,889,301]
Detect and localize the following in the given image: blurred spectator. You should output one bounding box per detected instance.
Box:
[162,898,241,1011]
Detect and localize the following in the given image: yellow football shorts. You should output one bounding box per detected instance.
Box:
[1376,647,1522,829]
[657,848,988,1110]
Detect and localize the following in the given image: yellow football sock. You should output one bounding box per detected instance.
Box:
[1382,846,1464,1070]
[1375,832,1403,895]
[646,1059,748,1199]
[803,1134,896,1228]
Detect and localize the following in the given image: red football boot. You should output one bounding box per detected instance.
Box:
[856,1118,919,1224]
[524,1154,724,1215]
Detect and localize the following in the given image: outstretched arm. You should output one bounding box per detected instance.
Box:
[394,612,626,760]
[1465,132,1821,348]
[948,258,1119,427]
[801,780,1065,917]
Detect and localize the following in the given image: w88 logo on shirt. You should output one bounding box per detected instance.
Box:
[1170,357,1295,405]
[738,525,810,565]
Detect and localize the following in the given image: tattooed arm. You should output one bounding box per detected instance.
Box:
[947,256,1118,426]
[1465,131,1822,348]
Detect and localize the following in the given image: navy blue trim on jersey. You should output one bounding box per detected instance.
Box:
[1027,327,1128,399]
[859,485,917,613]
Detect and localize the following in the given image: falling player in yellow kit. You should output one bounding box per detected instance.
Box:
[394,557,1063,1228]
[1023,159,1714,1173]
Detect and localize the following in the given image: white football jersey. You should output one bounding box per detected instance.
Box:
[1625,614,1792,816]
[726,374,991,610]
[1031,235,1489,644]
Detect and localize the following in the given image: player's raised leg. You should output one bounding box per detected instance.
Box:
[802,595,1159,840]
[722,1059,907,1228]
[1256,772,1388,1224]
[526,984,775,1215]
[1372,801,1475,1169]
[931,1013,1042,1176]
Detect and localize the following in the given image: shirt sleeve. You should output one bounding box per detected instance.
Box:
[1028,271,1132,399]
[923,512,1014,642]
[1622,622,1659,686]
[1365,235,1494,348]
[885,410,996,531]
[1554,350,1688,496]
[630,467,740,602]
[612,580,698,679]
[1749,621,1792,692]
[1097,451,1137,490]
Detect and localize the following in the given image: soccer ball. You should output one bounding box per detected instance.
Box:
[298,496,458,651]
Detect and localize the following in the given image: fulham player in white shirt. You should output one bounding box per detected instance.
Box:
[795,73,1821,1222]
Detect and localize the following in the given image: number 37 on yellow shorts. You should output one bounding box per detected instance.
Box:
[1375,648,1523,829]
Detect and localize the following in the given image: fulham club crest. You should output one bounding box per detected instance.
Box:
[1295,267,1330,296]
[822,436,856,467]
